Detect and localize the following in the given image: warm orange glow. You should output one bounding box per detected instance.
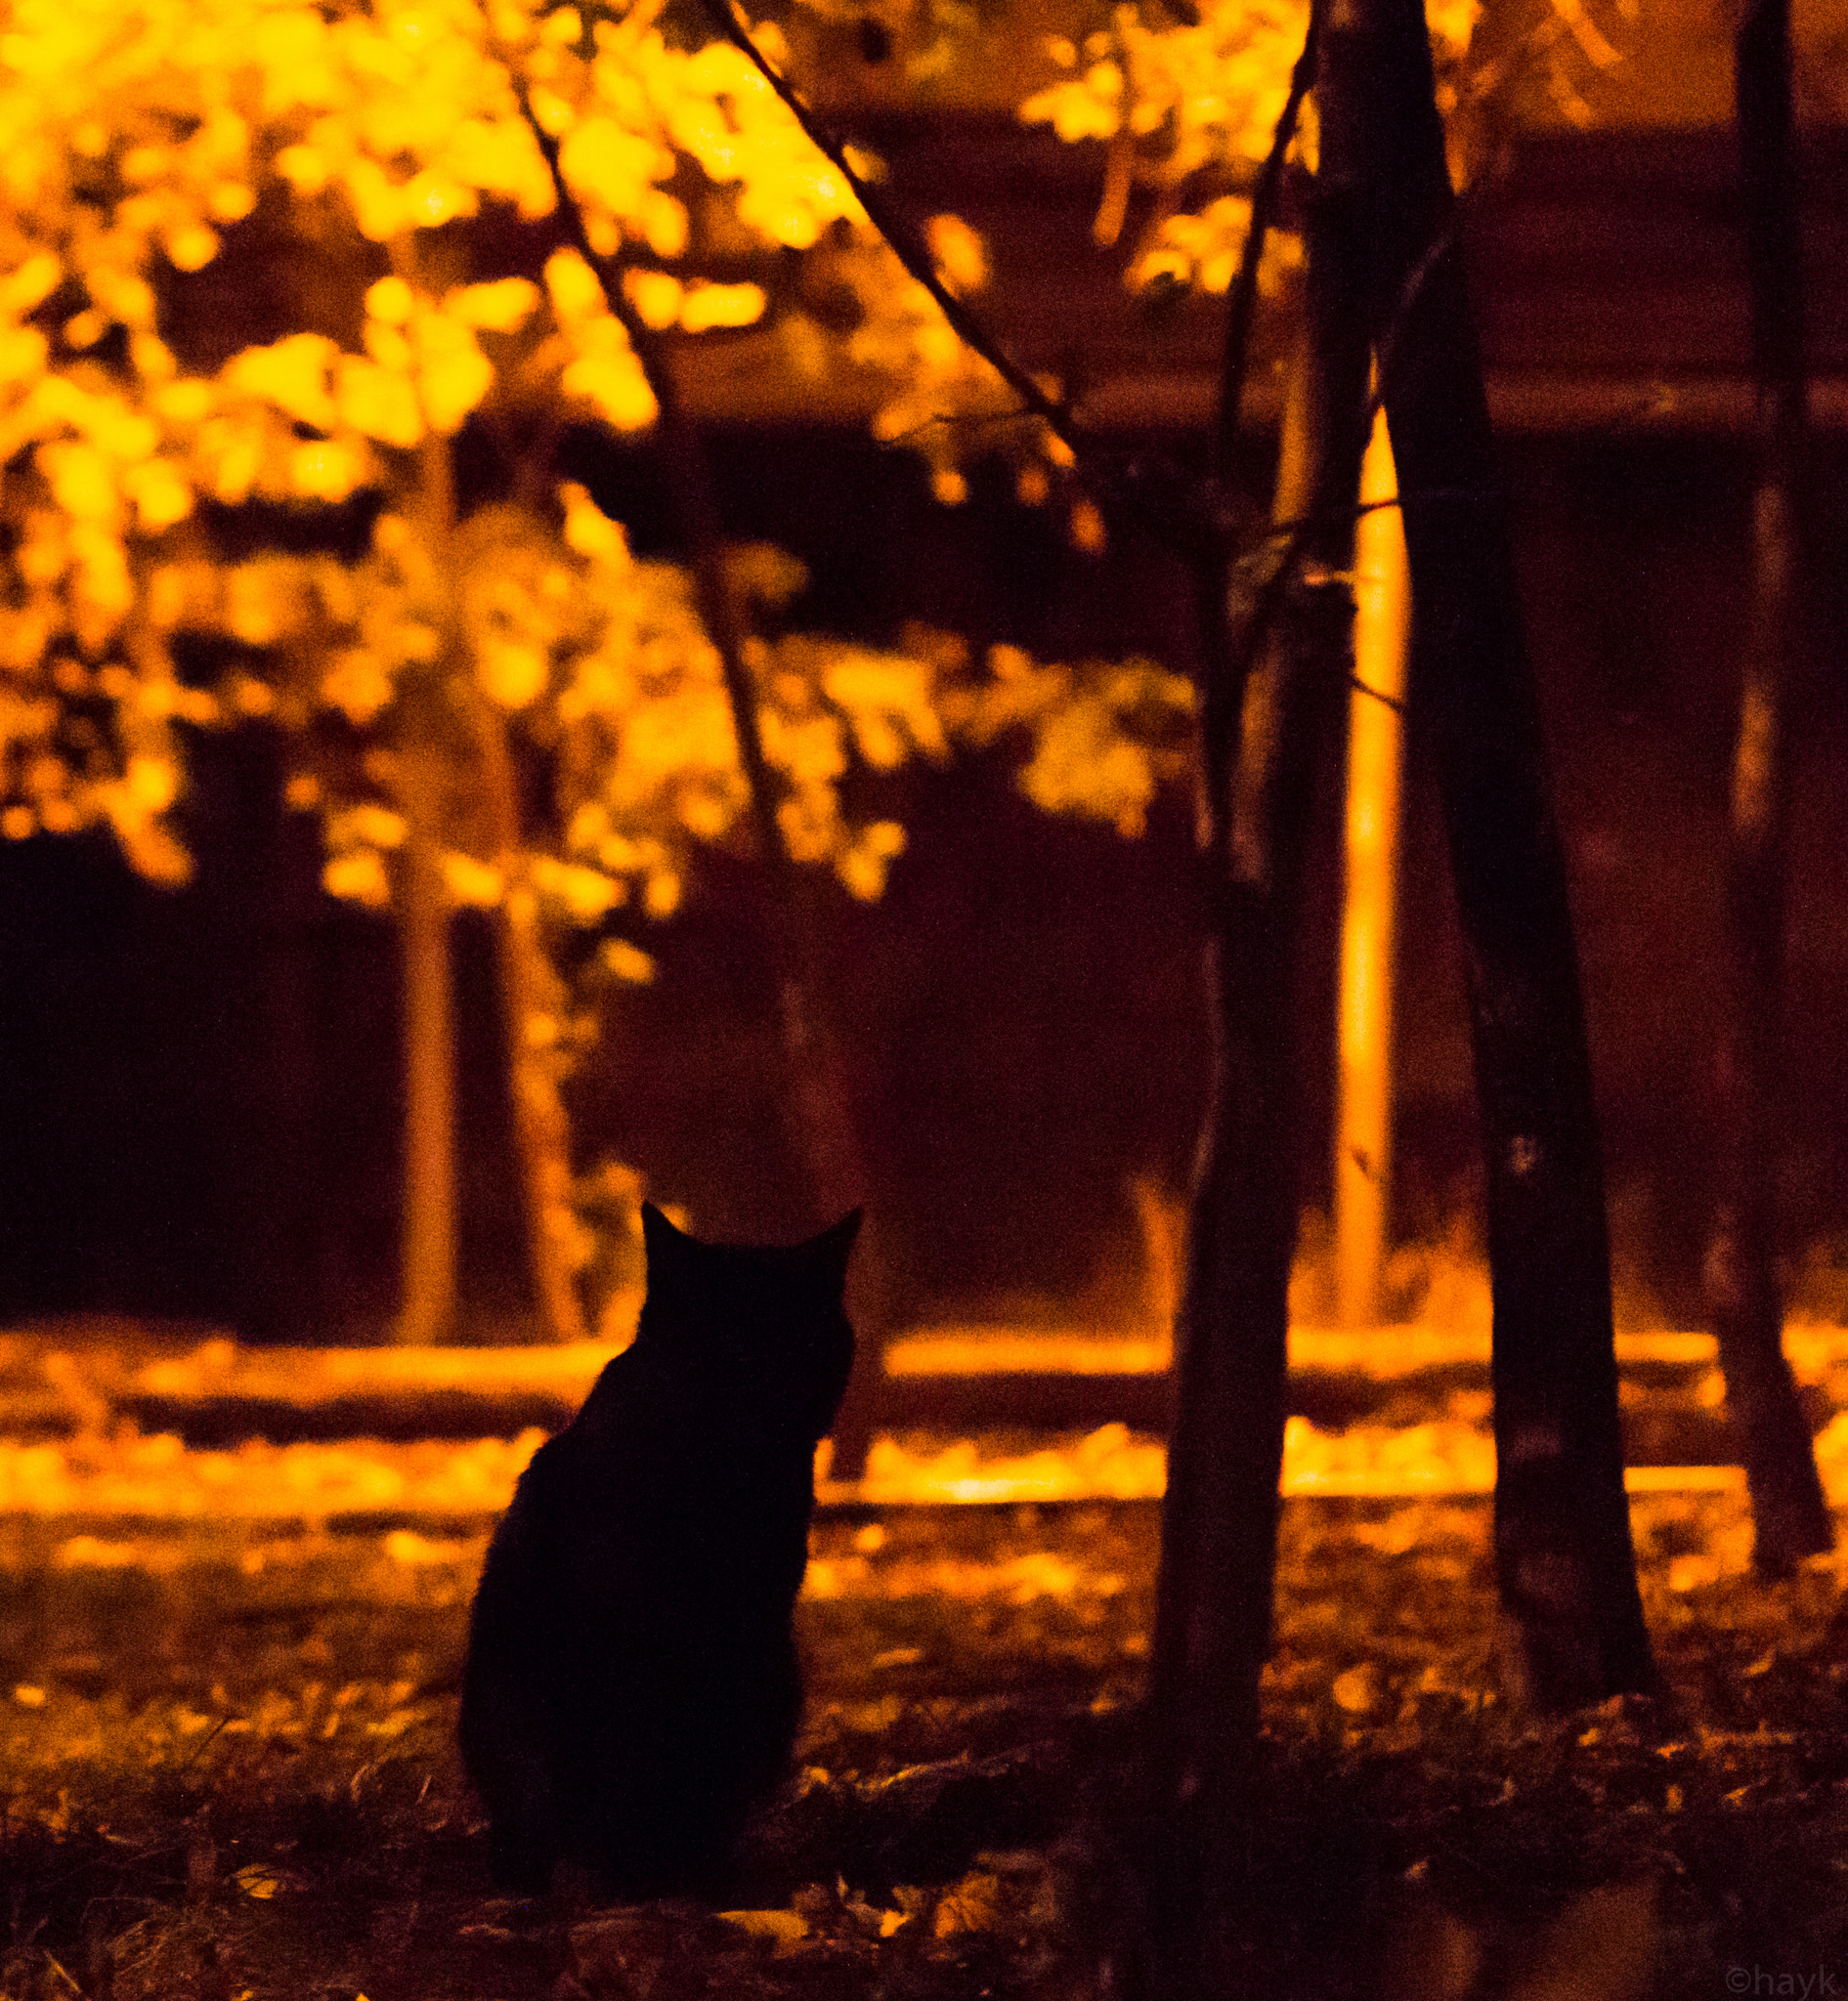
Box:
[128,1332,634,1401]
[4,1413,1829,1518]
[1334,407,1411,1328]
[885,1332,1173,1376]
[2,1324,1841,1516]
[0,1428,549,1518]
[881,1325,1813,1378]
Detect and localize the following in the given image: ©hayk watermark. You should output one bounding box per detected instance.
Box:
[1726,1967,1838,1998]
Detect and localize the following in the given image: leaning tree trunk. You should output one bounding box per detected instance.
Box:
[522,113,893,1453]
[622,299,868,1219]
[1704,0,1831,1575]
[1329,0,1655,1703]
[621,301,891,1469]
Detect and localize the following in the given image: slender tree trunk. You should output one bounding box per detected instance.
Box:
[380,234,465,1348]
[396,718,458,1346]
[391,246,586,1344]
[1141,9,1657,1974]
[1146,198,1371,1977]
[648,381,867,1230]
[517,109,885,1402]
[1327,0,1654,1703]
[469,692,589,1346]
[1705,0,1831,1573]
[607,279,890,1465]
[1335,407,1409,1328]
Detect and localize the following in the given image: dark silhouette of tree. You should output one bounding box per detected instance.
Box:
[1143,21,1358,1974]
[1341,0,1655,1716]
[704,6,1660,1819]
[1704,0,1832,1575]
[1144,0,1655,1979]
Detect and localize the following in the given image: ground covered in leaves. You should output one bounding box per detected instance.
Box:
[1,1476,1845,1999]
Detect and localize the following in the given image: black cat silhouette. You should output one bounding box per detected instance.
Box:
[459,1201,859,1895]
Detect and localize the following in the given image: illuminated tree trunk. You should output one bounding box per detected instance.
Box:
[1337,0,1655,1704]
[469,691,590,1347]
[391,235,586,1344]
[417,416,586,1348]
[1705,0,1831,1573]
[395,718,458,1346]
[1335,407,1409,1329]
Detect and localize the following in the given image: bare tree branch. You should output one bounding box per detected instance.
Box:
[1214,3,1320,476]
[694,0,1088,455]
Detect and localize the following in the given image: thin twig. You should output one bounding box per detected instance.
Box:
[1349,673,1406,713]
[1214,2,1321,477]
[681,0,1259,568]
[666,0,1421,593]
[41,1951,83,1998]
[1215,205,1468,731]
[691,0,1084,456]
[1268,483,1479,547]
[176,1714,230,1777]
[1370,209,1462,413]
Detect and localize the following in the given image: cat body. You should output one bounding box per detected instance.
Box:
[459,1201,858,1895]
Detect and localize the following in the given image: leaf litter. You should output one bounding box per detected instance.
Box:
[0,1474,1842,1998]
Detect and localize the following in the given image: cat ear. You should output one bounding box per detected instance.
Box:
[641,1201,690,1264]
[804,1208,862,1285]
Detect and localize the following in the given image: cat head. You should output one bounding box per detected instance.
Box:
[636,1203,860,1438]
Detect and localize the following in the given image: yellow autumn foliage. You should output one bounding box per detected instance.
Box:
[0,0,1227,1046]
[677,282,766,334]
[442,851,504,907]
[224,335,339,431]
[0,0,908,871]
[335,358,425,449]
[449,277,540,333]
[1021,0,1485,301]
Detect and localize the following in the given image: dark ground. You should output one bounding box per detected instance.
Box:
[1,1480,1843,2000]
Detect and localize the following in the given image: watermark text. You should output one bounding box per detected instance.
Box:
[1726,1967,1838,1999]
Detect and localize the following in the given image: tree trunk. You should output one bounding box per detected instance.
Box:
[1335,407,1410,1329]
[606,283,890,1469]
[395,720,458,1346]
[519,99,896,1453]
[1326,0,1655,1704]
[1140,8,1659,1974]
[1704,0,1831,1574]
[469,692,589,1346]
[394,299,586,1346]
[1146,206,1371,1978]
